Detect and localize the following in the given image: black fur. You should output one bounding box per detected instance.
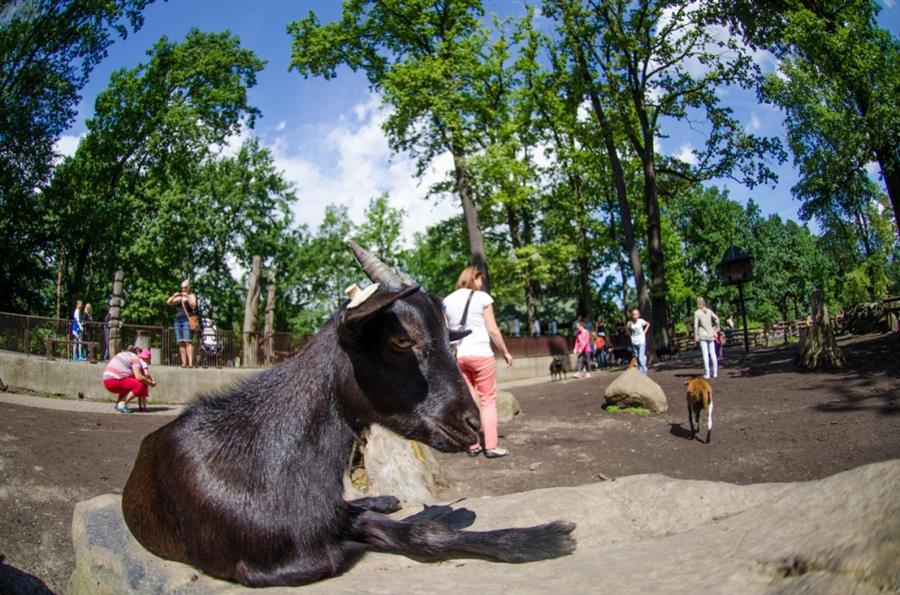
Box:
[122,283,576,587]
[549,356,566,380]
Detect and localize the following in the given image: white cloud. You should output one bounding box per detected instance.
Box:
[266,94,458,245]
[53,134,83,161]
[675,143,698,165]
[747,112,762,131]
[275,120,286,131]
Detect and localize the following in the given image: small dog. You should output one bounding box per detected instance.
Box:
[685,377,713,443]
[549,356,566,381]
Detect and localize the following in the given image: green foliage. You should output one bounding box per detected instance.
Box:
[750,0,900,238]
[604,405,652,415]
[0,0,153,312]
[43,28,267,325]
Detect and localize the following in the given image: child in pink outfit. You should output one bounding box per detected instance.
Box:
[573,321,592,378]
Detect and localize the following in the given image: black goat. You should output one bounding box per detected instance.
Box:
[122,242,576,588]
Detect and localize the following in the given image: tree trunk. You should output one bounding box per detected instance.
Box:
[108,270,124,358]
[522,212,542,335]
[796,290,844,369]
[505,203,540,336]
[452,150,489,291]
[242,255,262,367]
[578,51,649,317]
[874,143,900,242]
[55,246,65,320]
[577,236,592,322]
[263,268,276,365]
[641,154,670,357]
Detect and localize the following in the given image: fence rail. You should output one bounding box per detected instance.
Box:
[0,312,310,368]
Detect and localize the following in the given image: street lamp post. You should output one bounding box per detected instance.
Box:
[717,246,754,354]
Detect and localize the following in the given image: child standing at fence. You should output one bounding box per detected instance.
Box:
[71,300,85,361]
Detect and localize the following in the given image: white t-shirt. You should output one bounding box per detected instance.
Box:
[627,318,649,346]
[443,288,494,358]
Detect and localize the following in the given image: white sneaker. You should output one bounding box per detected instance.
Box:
[484,448,508,458]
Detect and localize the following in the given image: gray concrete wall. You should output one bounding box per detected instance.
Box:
[0,351,259,404]
[0,351,572,405]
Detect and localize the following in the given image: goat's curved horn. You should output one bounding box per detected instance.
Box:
[347,239,414,289]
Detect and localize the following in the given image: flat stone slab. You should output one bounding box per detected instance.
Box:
[70,460,900,594]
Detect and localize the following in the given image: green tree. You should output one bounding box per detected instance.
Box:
[354,193,406,269]
[289,0,501,288]
[726,0,900,240]
[44,28,265,322]
[0,0,153,312]
[547,0,784,351]
[284,205,358,334]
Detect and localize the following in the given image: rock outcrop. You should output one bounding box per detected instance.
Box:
[70,460,899,594]
[496,390,521,423]
[603,367,668,412]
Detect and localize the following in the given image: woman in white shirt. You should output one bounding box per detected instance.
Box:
[443,267,513,459]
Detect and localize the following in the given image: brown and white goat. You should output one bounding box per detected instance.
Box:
[121,241,576,588]
[685,377,713,443]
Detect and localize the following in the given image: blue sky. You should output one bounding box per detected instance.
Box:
[57,0,900,241]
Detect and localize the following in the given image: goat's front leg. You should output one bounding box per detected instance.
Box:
[349,495,402,514]
[346,510,576,563]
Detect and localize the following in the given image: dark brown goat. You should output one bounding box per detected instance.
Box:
[122,242,576,587]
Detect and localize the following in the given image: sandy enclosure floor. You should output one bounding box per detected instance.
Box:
[1,332,897,592]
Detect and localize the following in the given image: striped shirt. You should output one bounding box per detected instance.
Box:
[103,352,140,380]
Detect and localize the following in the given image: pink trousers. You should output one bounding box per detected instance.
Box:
[457,356,500,450]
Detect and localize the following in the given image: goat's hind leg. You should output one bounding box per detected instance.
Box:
[232,545,350,588]
[687,403,696,438]
[347,509,576,563]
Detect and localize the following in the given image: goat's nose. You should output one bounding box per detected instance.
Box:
[464,411,481,434]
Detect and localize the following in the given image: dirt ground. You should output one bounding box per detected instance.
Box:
[1,333,898,593]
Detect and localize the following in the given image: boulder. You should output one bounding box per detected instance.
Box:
[496,390,521,423]
[359,424,446,506]
[70,460,900,594]
[604,367,668,412]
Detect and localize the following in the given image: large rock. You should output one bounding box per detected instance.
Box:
[70,460,900,594]
[496,390,521,423]
[604,367,668,412]
[359,424,446,505]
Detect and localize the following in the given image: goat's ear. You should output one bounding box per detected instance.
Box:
[448,328,472,342]
[338,284,420,346]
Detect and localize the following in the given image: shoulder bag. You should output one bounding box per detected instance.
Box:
[181,298,200,332]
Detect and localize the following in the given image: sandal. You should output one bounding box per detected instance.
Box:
[467,447,482,458]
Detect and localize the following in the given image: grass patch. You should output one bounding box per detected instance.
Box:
[604,405,652,415]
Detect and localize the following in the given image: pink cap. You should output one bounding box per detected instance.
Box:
[138,349,152,360]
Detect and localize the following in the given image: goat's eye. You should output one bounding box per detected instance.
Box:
[390,336,415,351]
